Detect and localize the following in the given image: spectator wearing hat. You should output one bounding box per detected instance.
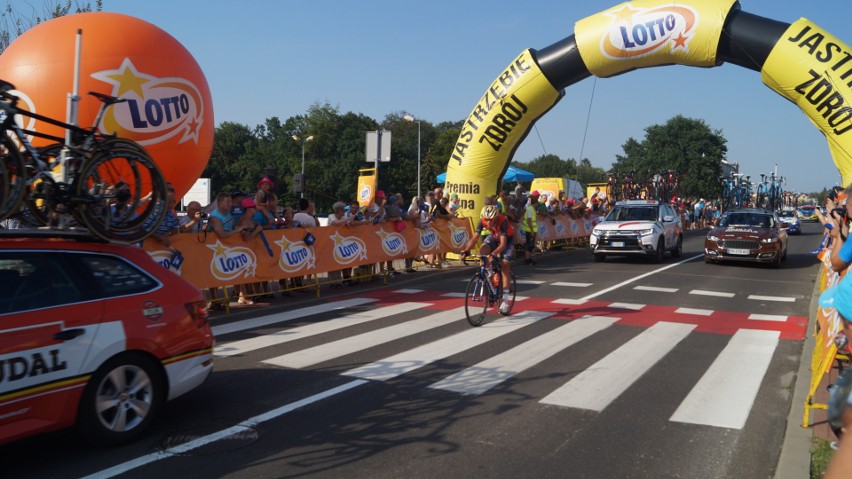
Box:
[255,176,274,209]
[818,278,852,478]
[230,190,248,226]
[448,193,461,217]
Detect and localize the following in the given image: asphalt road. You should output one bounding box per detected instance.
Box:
[3,221,824,479]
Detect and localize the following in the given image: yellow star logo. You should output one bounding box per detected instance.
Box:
[106,62,150,97]
[207,240,228,257]
[606,4,638,25]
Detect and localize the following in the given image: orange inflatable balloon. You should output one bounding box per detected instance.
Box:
[0,12,214,200]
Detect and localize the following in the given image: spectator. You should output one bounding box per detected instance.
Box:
[255,176,274,213]
[448,193,461,217]
[293,198,317,227]
[521,190,540,265]
[514,181,524,198]
[207,192,249,307]
[327,201,352,288]
[179,200,206,233]
[150,184,180,250]
[230,190,248,226]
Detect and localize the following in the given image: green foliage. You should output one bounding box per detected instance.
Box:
[611,115,728,199]
[510,155,607,190]
[0,1,102,54]
[810,438,833,479]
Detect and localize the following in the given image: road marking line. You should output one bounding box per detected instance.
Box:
[552,298,588,305]
[81,379,368,479]
[607,302,645,310]
[748,313,788,322]
[675,307,714,316]
[442,292,467,298]
[429,315,620,396]
[342,311,550,381]
[553,282,593,287]
[690,289,735,298]
[540,322,696,411]
[211,298,378,336]
[581,254,703,301]
[748,295,796,303]
[634,286,679,293]
[670,329,779,429]
[516,279,546,285]
[215,302,430,357]
[263,307,467,369]
[394,289,423,294]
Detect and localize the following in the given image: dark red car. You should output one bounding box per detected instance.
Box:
[704,209,788,267]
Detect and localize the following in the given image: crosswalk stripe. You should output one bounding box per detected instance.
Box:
[342,311,551,381]
[608,302,645,310]
[394,289,424,294]
[748,313,788,322]
[674,307,714,316]
[429,315,620,396]
[553,282,593,287]
[540,322,696,411]
[748,295,796,303]
[211,298,379,336]
[690,289,735,298]
[669,329,779,429]
[215,302,431,357]
[516,279,546,285]
[442,293,467,298]
[552,298,588,305]
[634,286,678,293]
[262,307,468,369]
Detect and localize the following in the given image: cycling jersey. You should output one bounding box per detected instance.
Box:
[476,214,515,240]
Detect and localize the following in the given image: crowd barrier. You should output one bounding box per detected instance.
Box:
[142,214,597,291]
[803,247,846,427]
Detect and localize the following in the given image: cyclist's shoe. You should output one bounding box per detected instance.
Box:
[499,300,510,315]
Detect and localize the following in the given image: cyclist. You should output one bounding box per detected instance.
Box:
[464,204,515,314]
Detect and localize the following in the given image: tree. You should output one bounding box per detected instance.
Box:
[1,1,103,54]
[611,115,728,199]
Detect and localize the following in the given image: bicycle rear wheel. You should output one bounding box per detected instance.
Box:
[0,133,27,222]
[499,272,517,316]
[21,143,63,227]
[464,274,489,327]
[73,145,167,243]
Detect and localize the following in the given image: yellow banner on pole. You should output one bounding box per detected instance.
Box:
[357,168,377,207]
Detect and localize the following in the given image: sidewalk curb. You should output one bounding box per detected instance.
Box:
[774,274,821,479]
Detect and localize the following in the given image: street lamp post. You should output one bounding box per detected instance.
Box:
[292,134,314,198]
[403,115,421,198]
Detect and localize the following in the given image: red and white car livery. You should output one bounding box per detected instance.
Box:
[0,233,213,445]
[589,200,683,263]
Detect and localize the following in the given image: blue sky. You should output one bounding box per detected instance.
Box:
[102,0,852,194]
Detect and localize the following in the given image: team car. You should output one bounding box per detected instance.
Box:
[777,209,801,235]
[589,200,683,263]
[704,209,788,267]
[0,232,214,445]
[797,205,818,222]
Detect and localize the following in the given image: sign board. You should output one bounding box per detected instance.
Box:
[366,130,392,163]
[181,177,212,209]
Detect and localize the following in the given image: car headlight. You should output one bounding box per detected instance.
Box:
[591,228,603,237]
[761,237,779,243]
[638,229,655,236]
[707,235,720,242]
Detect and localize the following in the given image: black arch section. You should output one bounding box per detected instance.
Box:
[718,9,790,72]
[534,35,592,91]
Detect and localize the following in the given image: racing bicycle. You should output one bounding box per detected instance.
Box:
[464,254,517,326]
[0,80,167,243]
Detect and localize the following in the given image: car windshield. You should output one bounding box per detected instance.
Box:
[720,213,774,228]
[606,207,658,222]
[779,211,796,218]
[799,207,814,212]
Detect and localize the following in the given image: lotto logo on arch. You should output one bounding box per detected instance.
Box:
[207,240,257,281]
[376,229,408,257]
[601,3,697,60]
[331,232,368,265]
[92,58,204,147]
[276,237,316,273]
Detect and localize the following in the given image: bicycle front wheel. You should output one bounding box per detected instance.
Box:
[464,274,489,327]
[0,133,27,222]
[500,272,518,316]
[73,146,167,243]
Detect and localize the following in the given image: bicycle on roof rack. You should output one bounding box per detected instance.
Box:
[0,80,167,243]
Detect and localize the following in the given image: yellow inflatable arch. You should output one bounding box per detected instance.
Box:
[445,0,852,217]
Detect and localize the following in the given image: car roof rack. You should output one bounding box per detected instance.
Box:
[0,227,108,243]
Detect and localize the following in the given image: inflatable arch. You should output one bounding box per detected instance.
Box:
[445,0,852,217]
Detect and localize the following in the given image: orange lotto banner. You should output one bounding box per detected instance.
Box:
[143,218,473,289]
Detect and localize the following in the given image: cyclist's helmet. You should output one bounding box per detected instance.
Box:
[481,204,499,219]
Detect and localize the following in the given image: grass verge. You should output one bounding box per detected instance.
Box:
[811,437,834,479]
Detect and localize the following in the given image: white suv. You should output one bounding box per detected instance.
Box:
[589,200,683,263]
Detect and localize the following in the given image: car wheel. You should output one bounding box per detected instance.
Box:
[782,245,788,261]
[594,253,606,262]
[672,235,682,258]
[652,238,664,264]
[77,353,165,445]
